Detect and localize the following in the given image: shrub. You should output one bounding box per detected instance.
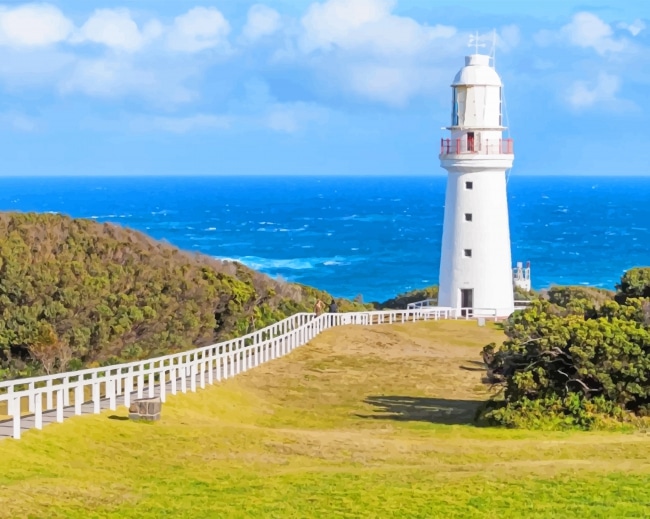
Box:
[480,269,650,430]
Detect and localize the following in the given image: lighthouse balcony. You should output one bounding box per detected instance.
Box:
[440,138,514,156]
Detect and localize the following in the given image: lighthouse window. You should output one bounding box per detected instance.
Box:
[465,181,473,190]
[464,249,472,258]
[465,213,473,222]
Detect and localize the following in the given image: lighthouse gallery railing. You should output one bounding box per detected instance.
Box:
[440,138,514,156]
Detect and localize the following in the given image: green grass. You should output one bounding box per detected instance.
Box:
[1,320,649,518]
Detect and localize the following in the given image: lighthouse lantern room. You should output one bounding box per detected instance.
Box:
[438,52,515,317]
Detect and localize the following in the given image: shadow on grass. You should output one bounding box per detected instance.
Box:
[108,415,129,421]
[357,395,485,426]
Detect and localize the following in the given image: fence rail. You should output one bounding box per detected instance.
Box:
[0,308,456,440]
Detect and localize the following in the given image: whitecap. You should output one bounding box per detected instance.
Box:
[236,256,315,271]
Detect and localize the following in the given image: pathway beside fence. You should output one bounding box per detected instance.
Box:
[0,307,472,440]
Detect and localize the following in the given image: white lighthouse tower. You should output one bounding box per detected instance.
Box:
[438,50,515,318]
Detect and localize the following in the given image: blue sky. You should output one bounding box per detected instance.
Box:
[0,0,648,176]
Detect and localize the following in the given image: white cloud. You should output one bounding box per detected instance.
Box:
[300,0,455,57]
[295,0,458,106]
[242,4,281,42]
[59,57,195,105]
[61,58,155,97]
[347,64,419,106]
[167,7,231,53]
[0,111,38,131]
[71,9,161,52]
[497,25,520,53]
[0,4,73,47]
[617,19,646,37]
[264,102,329,132]
[560,12,627,55]
[566,72,634,111]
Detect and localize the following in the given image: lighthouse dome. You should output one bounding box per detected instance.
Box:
[452,54,502,87]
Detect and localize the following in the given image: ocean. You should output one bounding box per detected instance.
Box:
[1,175,648,302]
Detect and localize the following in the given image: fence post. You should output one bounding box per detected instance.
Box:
[160,370,166,403]
[92,379,100,414]
[75,382,83,415]
[46,379,53,410]
[28,381,35,413]
[56,389,64,423]
[180,364,187,393]
[124,374,132,408]
[34,392,43,430]
[7,385,14,416]
[207,353,214,385]
[190,363,197,392]
[170,366,177,395]
[148,370,155,398]
[137,372,144,399]
[12,399,21,439]
[108,377,116,411]
[63,377,71,406]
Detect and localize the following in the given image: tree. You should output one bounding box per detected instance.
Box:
[27,324,60,375]
[616,267,650,302]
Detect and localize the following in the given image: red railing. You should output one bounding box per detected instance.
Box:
[440,138,514,156]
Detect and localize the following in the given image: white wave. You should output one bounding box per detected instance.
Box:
[226,254,358,272]
[236,256,316,271]
[323,260,348,266]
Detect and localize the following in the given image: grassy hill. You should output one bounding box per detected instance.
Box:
[0,212,367,380]
[1,320,648,518]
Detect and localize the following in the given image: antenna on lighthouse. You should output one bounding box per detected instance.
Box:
[468,31,486,55]
[490,29,497,68]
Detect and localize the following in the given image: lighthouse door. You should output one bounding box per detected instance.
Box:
[466,132,475,152]
[461,289,474,317]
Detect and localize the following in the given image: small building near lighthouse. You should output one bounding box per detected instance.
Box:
[437,52,516,318]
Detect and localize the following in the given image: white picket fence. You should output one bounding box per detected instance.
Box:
[0,307,453,440]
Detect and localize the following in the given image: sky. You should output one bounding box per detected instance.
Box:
[0,0,649,177]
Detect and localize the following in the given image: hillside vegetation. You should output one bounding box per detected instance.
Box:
[0,212,367,380]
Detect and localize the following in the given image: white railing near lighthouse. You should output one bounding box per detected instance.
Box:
[0,308,456,441]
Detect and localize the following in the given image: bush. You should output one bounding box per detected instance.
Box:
[375,285,438,309]
[616,267,650,302]
[480,269,650,430]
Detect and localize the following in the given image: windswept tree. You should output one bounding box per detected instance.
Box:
[480,268,650,429]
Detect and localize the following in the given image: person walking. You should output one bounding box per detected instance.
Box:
[314,299,324,315]
[328,299,338,313]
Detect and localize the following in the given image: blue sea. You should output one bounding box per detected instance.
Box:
[0,176,648,302]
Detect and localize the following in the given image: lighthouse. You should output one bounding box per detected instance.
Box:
[438,52,515,318]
